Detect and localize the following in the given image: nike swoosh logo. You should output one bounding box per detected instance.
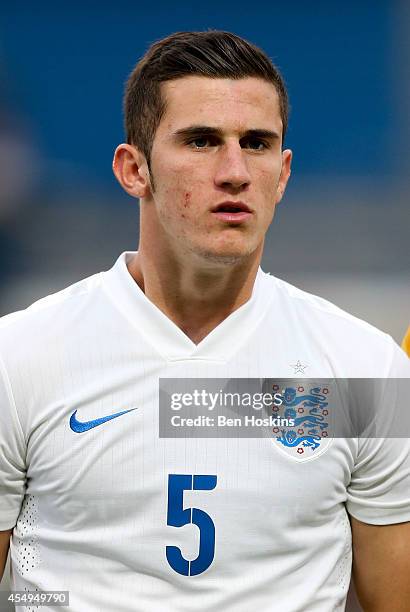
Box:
[70,408,137,433]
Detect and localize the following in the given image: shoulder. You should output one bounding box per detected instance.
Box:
[259,270,407,374]
[0,271,105,358]
[262,270,384,334]
[0,272,103,325]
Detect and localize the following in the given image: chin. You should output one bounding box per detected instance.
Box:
[193,243,258,267]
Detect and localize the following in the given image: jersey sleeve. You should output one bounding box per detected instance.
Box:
[346,337,410,524]
[0,352,26,530]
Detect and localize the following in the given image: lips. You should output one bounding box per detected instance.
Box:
[211,202,253,224]
[212,201,251,213]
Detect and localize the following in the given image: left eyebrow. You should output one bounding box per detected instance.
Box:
[172,125,280,141]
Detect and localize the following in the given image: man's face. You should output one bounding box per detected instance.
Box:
[144,76,292,264]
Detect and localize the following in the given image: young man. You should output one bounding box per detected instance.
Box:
[1,31,409,612]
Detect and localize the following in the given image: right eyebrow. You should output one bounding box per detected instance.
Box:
[172,126,224,140]
[172,125,281,141]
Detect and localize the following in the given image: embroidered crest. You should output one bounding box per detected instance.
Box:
[271,382,333,462]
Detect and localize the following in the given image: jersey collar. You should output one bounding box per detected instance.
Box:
[103,252,274,362]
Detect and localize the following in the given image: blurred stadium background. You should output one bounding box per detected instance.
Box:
[0,1,409,611]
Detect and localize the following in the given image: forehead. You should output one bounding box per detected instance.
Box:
[159,76,282,134]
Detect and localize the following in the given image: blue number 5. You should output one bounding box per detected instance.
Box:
[166,474,217,576]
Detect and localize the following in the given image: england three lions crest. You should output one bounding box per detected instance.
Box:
[269,381,334,462]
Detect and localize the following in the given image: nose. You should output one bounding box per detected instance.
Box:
[214,142,251,190]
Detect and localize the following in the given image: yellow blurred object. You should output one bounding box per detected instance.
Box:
[402,326,410,357]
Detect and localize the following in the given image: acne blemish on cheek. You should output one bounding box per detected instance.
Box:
[184,192,191,208]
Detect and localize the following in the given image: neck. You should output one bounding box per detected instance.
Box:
[127,242,262,345]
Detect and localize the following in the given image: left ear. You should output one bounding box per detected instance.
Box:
[275,149,292,204]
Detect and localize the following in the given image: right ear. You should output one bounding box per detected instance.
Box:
[112,144,152,199]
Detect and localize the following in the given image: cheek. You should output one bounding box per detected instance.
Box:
[179,194,190,219]
[158,181,195,226]
[155,153,210,205]
[179,192,192,220]
[259,162,281,185]
[183,191,191,209]
[257,166,281,198]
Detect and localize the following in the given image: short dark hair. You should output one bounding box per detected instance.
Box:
[124,30,289,170]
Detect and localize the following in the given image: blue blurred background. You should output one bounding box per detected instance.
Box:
[0,0,408,341]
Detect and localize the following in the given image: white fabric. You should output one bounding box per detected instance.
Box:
[0,251,409,612]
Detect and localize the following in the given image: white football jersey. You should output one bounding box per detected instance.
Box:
[0,252,409,612]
